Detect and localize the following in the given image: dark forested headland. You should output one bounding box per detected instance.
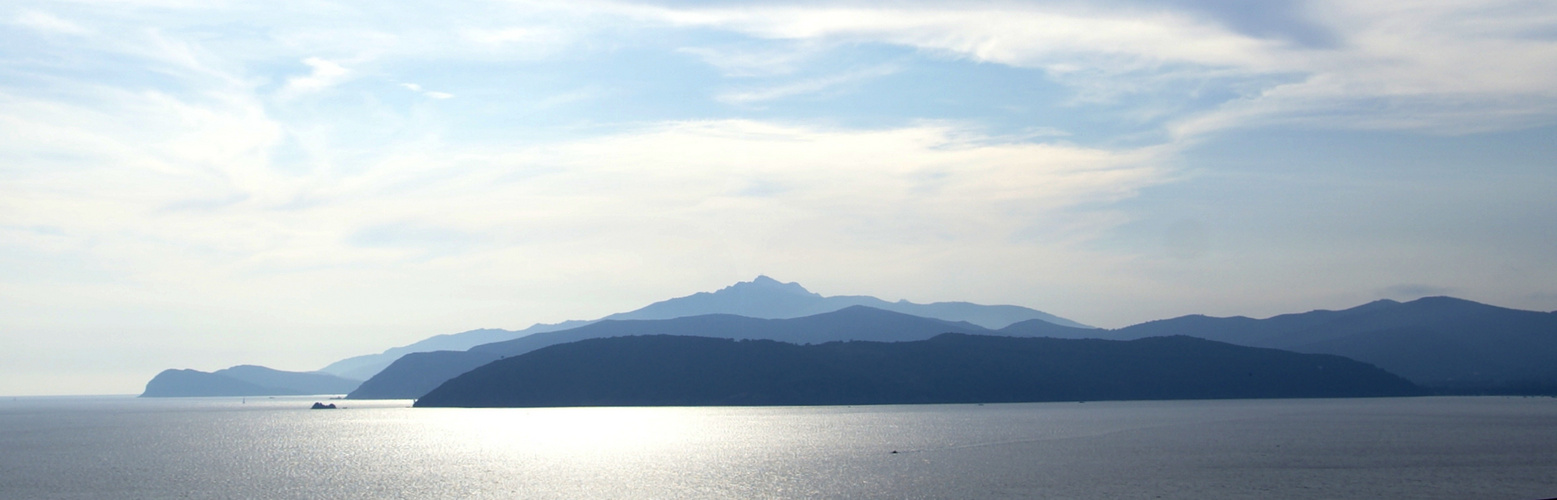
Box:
[413,333,1422,408]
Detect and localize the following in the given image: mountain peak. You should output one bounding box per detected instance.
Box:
[718,275,819,298]
[1395,295,1511,315]
[1404,295,1474,305]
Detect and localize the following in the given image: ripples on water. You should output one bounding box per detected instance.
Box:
[1,396,1554,499]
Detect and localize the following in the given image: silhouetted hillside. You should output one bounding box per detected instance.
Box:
[214,365,361,394]
[141,366,360,397]
[998,319,1102,339]
[414,334,1422,408]
[318,324,590,381]
[475,306,994,356]
[315,276,1084,382]
[608,276,1090,329]
[346,350,502,400]
[353,306,1001,399]
[142,369,288,397]
[1070,297,1557,392]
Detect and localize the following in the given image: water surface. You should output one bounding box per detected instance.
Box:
[1,396,1554,499]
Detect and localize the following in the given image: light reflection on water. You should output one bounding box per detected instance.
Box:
[1,396,1555,499]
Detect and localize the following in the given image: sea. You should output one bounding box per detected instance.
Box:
[1,396,1554,499]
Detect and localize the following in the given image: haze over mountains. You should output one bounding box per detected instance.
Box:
[141,365,360,398]
[1001,296,1557,392]
[141,276,1557,402]
[351,295,1557,400]
[316,276,1082,382]
[598,276,1089,328]
[318,325,584,382]
[350,306,1018,399]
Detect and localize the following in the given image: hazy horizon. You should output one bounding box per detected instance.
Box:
[4,0,1556,396]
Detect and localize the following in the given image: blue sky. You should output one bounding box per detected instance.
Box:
[3,0,1555,395]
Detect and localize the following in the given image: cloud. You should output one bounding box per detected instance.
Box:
[401,82,454,99]
[36,0,1548,136]
[20,0,1552,137]
[279,57,349,98]
[677,43,819,77]
[1170,1,1557,136]
[12,10,91,36]
[616,0,1557,134]
[532,87,604,108]
[641,3,1283,75]
[461,26,570,47]
[715,64,898,105]
[2,110,1167,293]
[466,120,1168,254]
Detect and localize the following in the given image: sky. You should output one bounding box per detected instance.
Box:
[3,0,1556,395]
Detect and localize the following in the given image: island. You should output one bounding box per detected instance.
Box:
[414,333,1422,408]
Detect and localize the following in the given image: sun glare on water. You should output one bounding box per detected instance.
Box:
[419,407,708,457]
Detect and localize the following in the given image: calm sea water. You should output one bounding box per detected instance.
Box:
[1,396,1554,499]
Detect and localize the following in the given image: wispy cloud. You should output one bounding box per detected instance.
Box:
[11,10,91,36]
[401,83,454,99]
[677,42,820,77]
[2,110,1167,292]
[462,26,562,46]
[618,0,1557,134]
[279,57,349,98]
[715,64,898,105]
[532,86,606,108]
[640,3,1283,74]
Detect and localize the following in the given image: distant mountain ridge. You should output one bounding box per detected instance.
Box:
[352,295,1557,400]
[318,324,589,382]
[474,306,997,356]
[999,296,1557,392]
[349,306,1011,399]
[319,276,1084,381]
[142,278,1557,400]
[141,365,360,397]
[604,276,1090,329]
[344,350,503,401]
[413,334,1423,408]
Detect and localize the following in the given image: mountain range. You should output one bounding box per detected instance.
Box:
[141,276,1557,401]
[413,333,1422,408]
[349,306,1018,399]
[1000,296,1557,392]
[353,294,1557,399]
[316,276,1083,382]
